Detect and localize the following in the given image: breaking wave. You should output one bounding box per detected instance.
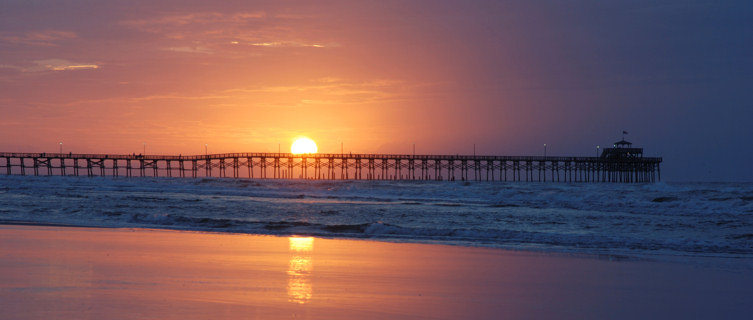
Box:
[1,175,752,259]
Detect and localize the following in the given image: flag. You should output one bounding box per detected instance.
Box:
[622,130,628,135]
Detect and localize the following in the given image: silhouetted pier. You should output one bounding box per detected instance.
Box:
[0,147,662,183]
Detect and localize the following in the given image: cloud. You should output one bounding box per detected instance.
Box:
[48,77,415,110]
[120,11,335,54]
[30,59,99,72]
[249,41,330,48]
[0,64,24,72]
[163,46,214,54]
[0,59,99,74]
[0,30,77,46]
[215,78,414,107]
[121,11,267,35]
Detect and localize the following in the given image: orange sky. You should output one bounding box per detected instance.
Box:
[1,2,510,155]
[1,1,751,180]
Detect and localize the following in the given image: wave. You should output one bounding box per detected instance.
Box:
[1,175,752,259]
[117,211,753,256]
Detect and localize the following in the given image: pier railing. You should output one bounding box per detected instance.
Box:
[0,152,662,183]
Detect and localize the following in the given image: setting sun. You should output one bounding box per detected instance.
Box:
[291,137,318,154]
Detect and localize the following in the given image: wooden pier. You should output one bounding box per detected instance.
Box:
[0,149,661,183]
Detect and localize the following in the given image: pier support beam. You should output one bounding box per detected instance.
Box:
[0,152,661,183]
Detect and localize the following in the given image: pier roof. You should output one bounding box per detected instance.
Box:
[613,139,632,147]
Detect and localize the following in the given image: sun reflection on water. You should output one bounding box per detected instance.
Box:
[289,237,314,253]
[287,237,313,304]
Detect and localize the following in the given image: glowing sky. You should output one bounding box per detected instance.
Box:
[1,1,751,181]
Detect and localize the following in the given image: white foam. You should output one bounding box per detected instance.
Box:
[1,175,751,260]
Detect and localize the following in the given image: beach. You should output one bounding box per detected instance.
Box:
[1,224,751,319]
[2,0,751,318]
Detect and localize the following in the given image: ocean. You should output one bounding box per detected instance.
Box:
[1,175,751,262]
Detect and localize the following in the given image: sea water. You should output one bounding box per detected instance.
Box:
[1,175,751,261]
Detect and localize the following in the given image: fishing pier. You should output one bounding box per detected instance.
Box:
[0,141,661,183]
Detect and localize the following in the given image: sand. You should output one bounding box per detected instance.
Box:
[0,224,751,319]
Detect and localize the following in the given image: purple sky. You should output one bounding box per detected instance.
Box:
[1,0,751,181]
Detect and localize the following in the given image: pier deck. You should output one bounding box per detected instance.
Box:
[1,152,661,183]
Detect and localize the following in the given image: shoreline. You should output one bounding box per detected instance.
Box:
[2,224,752,319]
[1,220,750,268]
[2,176,751,263]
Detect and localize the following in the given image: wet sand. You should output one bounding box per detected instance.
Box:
[0,224,751,319]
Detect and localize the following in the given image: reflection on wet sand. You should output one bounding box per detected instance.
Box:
[287,237,313,304]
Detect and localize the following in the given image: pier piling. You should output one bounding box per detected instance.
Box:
[0,152,662,183]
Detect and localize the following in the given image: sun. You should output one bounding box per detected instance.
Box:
[291,137,318,154]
